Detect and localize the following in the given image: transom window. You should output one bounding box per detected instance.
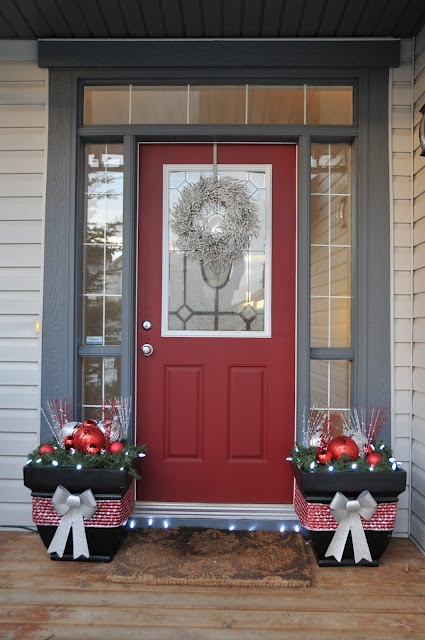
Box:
[83,84,353,126]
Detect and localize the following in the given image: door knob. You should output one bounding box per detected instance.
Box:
[142,320,152,330]
[141,343,154,356]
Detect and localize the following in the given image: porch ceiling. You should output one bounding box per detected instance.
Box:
[1,0,425,40]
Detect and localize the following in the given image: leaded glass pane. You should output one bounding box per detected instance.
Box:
[306,87,353,125]
[310,144,351,349]
[248,86,304,124]
[83,143,124,345]
[310,360,351,409]
[188,86,246,124]
[84,86,129,125]
[164,166,270,336]
[131,86,187,124]
[81,356,121,419]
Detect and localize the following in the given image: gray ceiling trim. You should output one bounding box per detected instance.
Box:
[0,39,37,60]
[38,39,401,70]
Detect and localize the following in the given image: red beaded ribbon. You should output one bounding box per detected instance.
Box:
[32,483,135,528]
[294,483,397,531]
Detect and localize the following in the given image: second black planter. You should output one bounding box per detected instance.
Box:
[292,464,407,567]
[24,466,135,562]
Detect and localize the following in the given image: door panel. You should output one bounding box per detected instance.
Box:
[136,144,296,503]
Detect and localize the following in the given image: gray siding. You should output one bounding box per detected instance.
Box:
[412,28,425,552]
[0,42,47,526]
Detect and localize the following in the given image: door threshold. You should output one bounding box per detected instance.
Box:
[130,501,299,532]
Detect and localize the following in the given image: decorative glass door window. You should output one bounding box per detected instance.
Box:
[163,165,271,337]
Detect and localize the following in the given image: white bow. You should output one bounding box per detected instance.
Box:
[325,490,377,564]
[47,485,97,559]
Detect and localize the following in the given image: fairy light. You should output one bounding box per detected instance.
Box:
[36,458,42,464]
[119,467,124,471]
[328,465,334,472]
[351,463,357,470]
[380,443,385,450]
[25,459,31,465]
[294,524,300,532]
[148,518,153,526]
[389,457,396,464]
[369,466,374,472]
[76,464,82,470]
[229,525,235,531]
[392,462,397,471]
[138,452,146,458]
[163,520,169,529]
[52,460,59,466]
[129,520,135,529]
[280,525,285,533]
[309,461,316,470]
[286,456,292,461]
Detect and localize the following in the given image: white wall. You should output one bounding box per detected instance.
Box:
[390,38,414,537]
[412,28,425,553]
[0,42,46,527]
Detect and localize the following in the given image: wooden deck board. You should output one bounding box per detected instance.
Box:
[1,532,425,639]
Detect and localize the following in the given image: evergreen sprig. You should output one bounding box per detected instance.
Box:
[290,440,397,473]
[26,441,147,479]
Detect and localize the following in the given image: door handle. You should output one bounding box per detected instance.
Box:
[141,344,154,356]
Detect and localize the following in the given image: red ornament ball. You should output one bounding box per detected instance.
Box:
[327,436,359,461]
[63,435,75,450]
[109,441,124,454]
[317,449,333,465]
[366,452,383,467]
[73,424,105,454]
[82,419,98,428]
[86,443,102,455]
[39,443,55,454]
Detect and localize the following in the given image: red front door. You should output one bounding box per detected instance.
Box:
[136,144,296,503]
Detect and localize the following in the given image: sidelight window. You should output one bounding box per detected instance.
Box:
[310,143,352,418]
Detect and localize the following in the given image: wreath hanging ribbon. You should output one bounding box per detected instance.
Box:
[324,490,377,563]
[47,485,97,559]
[170,174,260,270]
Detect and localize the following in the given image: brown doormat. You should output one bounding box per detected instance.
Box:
[106,527,311,587]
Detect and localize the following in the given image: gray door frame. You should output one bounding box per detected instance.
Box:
[40,45,394,445]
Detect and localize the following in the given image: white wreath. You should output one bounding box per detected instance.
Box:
[170,175,260,270]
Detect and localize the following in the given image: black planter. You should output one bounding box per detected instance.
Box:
[292,464,407,567]
[24,466,135,562]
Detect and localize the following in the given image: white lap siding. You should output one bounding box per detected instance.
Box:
[412,28,425,553]
[390,38,414,537]
[0,42,46,527]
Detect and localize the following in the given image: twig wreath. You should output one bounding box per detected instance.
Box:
[170,175,260,270]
